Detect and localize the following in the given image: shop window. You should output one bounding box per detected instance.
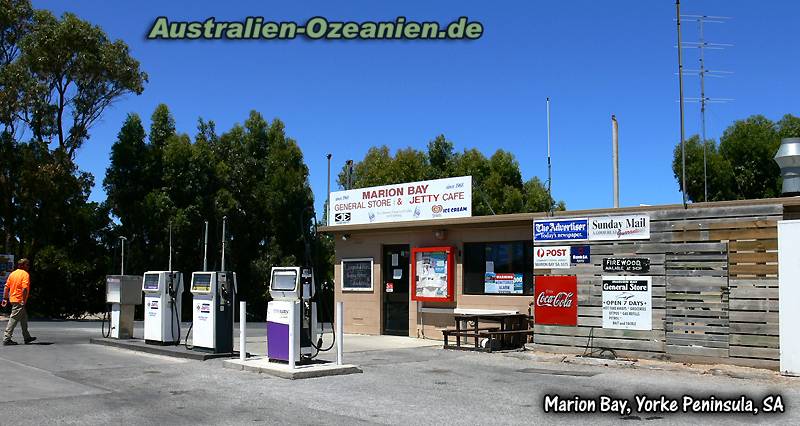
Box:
[463,241,534,295]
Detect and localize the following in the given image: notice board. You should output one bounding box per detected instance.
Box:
[341,258,374,291]
[411,246,454,302]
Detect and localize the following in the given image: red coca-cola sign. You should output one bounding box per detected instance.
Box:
[534,276,578,326]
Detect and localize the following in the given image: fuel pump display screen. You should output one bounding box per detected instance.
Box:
[191,273,212,293]
[271,270,298,291]
[143,274,159,291]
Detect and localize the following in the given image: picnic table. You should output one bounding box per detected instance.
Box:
[442,313,533,352]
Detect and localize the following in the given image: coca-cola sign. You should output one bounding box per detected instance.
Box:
[534,276,578,326]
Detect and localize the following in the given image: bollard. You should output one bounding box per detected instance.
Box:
[336,301,343,365]
[239,301,246,362]
[288,302,296,369]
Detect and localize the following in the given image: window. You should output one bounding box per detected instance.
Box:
[463,241,534,295]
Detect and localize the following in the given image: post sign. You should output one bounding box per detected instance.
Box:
[341,258,374,291]
[328,176,472,226]
[533,218,588,242]
[533,246,570,269]
[603,257,650,273]
[602,276,652,330]
[588,214,650,241]
[534,276,578,326]
[570,245,591,264]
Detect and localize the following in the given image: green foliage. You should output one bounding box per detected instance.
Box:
[0,1,142,318]
[673,114,799,202]
[104,107,324,318]
[338,135,564,214]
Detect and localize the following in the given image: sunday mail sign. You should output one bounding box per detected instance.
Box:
[588,214,650,241]
[328,176,472,226]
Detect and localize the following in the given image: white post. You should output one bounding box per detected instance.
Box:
[239,301,246,362]
[288,302,296,370]
[336,301,343,365]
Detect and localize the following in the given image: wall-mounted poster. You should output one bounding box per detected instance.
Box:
[602,276,652,330]
[534,276,578,326]
[328,176,472,226]
[0,254,13,287]
[341,258,374,291]
[484,272,523,294]
[411,246,454,302]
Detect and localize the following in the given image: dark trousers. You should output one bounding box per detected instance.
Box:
[4,303,31,342]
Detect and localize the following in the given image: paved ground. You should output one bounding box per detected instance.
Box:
[0,320,798,425]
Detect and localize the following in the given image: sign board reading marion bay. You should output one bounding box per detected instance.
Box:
[328,176,472,226]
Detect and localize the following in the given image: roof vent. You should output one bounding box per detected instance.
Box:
[775,137,800,196]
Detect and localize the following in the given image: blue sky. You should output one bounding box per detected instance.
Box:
[34,0,800,217]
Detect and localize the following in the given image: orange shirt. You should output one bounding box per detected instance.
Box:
[5,269,30,303]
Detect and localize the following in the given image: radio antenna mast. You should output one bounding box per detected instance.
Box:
[168,222,173,271]
[679,13,733,202]
[221,216,227,271]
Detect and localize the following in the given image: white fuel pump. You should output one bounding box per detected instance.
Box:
[142,271,183,344]
[267,266,318,363]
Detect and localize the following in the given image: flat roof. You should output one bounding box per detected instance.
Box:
[318,196,800,234]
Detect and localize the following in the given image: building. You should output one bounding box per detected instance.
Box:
[320,196,800,370]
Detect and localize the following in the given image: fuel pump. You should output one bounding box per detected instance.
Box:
[142,271,183,344]
[267,266,317,363]
[102,236,142,339]
[189,272,237,353]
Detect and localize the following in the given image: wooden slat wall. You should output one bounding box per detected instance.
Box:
[530,203,784,369]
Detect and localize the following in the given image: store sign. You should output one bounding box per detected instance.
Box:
[534,276,578,326]
[534,246,570,269]
[602,276,652,330]
[570,245,591,264]
[484,272,523,294]
[533,218,588,242]
[328,176,472,226]
[602,257,650,273]
[588,214,650,241]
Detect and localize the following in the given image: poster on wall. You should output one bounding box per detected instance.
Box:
[533,246,570,269]
[484,272,523,294]
[341,258,374,291]
[534,276,578,326]
[0,254,13,287]
[412,247,454,302]
[328,176,472,226]
[589,214,650,241]
[602,276,652,330]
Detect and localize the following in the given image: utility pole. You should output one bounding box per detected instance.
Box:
[676,1,687,208]
[612,115,619,208]
[679,14,733,202]
[546,97,553,215]
[326,153,332,225]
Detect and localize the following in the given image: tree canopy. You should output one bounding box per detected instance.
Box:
[337,134,565,215]
[673,114,800,202]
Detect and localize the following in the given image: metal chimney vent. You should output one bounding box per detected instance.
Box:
[775,137,800,196]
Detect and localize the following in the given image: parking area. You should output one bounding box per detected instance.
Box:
[1,320,798,425]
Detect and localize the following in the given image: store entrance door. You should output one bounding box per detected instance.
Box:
[382,245,410,336]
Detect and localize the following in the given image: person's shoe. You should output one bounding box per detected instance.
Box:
[24,337,36,344]
[2,340,18,346]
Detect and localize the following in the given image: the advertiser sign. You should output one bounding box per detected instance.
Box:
[328,176,472,226]
[534,276,578,326]
[570,245,591,264]
[534,246,570,269]
[602,276,652,330]
[589,214,650,241]
[533,218,588,242]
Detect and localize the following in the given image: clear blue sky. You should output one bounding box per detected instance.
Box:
[34,0,800,217]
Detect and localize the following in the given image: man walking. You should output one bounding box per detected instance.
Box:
[2,258,36,345]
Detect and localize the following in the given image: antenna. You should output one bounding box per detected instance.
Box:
[678,13,733,202]
[168,222,173,271]
[119,236,127,275]
[546,97,553,215]
[203,220,209,272]
[675,1,687,209]
[221,216,227,271]
[612,115,619,208]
